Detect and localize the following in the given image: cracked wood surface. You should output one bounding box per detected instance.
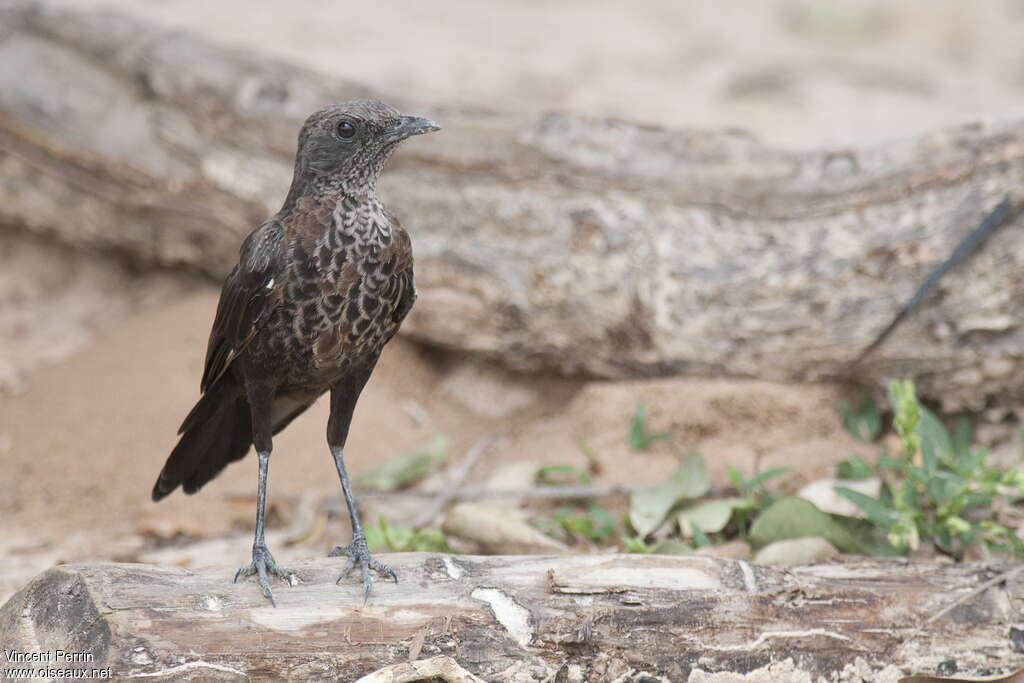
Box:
[3,3,1024,410]
[1,554,1022,681]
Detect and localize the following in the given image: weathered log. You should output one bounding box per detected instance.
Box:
[2,2,1024,410]
[1,555,1021,681]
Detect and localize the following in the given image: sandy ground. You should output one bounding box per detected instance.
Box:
[3,0,1024,604]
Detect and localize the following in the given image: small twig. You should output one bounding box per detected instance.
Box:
[901,564,1024,645]
[923,564,1024,628]
[410,433,497,529]
[365,483,732,502]
[847,196,1017,371]
[223,483,647,506]
[369,484,644,501]
[229,483,731,507]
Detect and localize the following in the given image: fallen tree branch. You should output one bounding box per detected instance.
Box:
[1,555,1021,681]
[410,433,497,529]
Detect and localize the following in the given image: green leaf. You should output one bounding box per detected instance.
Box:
[833,487,897,529]
[749,497,866,553]
[355,435,448,491]
[621,535,650,554]
[578,439,599,471]
[651,539,692,555]
[917,406,950,475]
[366,518,453,553]
[629,404,671,451]
[926,475,952,508]
[587,506,617,540]
[897,479,918,510]
[743,467,792,490]
[677,497,747,537]
[690,523,713,548]
[919,438,938,477]
[727,464,745,489]
[829,514,905,556]
[840,391,881,442]
[836,454,875,480]
[535,464,592,486]
[536,505,618,542]
[917,406,951,456]
[955,448,988,478]
[629,452,710,536]
[951,417,973,463]
[877,455,908,471]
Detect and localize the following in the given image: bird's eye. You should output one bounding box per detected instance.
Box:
[336,121,356,139]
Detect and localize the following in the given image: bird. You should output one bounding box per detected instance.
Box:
[151,99,440,606]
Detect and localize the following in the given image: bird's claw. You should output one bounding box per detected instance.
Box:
[329,534,397,603]
[234,543,296,607]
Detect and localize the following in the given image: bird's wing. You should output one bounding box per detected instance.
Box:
[200,220,286,393]
[384,211,416,330]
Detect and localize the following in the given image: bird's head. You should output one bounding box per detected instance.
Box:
[290,99,440,198]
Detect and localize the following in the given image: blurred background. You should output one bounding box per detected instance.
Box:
[3,0,1024,604]
[36,0,1024,144]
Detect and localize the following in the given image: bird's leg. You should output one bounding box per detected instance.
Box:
[326,363,394,602]
[329,445,397,602]
[234,384,295,606]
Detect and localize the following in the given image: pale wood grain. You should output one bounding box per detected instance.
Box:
[1,554,1021,681]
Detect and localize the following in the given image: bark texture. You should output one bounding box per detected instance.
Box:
[2,2,1024,410]
[1,555,1022,681]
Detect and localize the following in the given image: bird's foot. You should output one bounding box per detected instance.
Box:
[329,533,397,603]
[234,543,297,607]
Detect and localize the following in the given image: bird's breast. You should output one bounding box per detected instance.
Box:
[290,241,402,369]
[259,200,410,388]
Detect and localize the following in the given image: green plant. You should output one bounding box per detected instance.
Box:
[840,390,882,442]
[629,404,671,451]
[835,380,1024,559]
[836,453,874,480]
[578,439,600,476]
[629,451,710,536]
[535,464,592,486]
[726,464,791,535]
[533,505,616,544]
[621,534,651,554]
[728,465,791,498]
[365,518,453,553]
[689,523,713,548]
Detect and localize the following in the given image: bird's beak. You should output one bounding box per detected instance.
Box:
[380,115,441,143]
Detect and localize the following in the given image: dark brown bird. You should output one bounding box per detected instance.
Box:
[152,99,440,605]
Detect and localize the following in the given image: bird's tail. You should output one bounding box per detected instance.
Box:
[152,376,253,501]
